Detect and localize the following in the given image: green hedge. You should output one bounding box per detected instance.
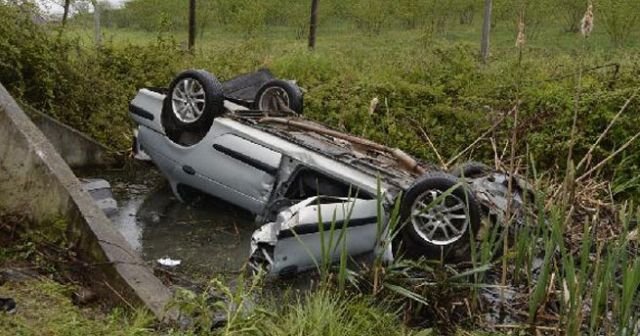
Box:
[1,4,639,197]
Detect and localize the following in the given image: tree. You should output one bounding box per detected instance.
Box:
[308,0,319,49]
[480,0,492,63]
[91,0,100,45]
[62,0,70,26]
[73,0,91,15]
[188,0,195,51]
[599,0,640,47]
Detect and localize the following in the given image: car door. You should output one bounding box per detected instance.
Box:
[186,132,282,213]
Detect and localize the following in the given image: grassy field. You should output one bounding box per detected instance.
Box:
[55,22,640,180]
[0,279,155,336]
[68,12,640,52]
[0,278,433,336]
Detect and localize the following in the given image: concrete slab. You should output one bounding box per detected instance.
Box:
[0,83,174,320]
[20,103,117,168]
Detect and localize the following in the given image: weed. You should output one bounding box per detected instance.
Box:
[0,279,154,336]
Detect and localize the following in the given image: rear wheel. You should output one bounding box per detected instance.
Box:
[399,172,481,261]
[253,79,303,114]
[449,161,491,178]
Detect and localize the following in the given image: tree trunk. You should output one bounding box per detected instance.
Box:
[92,0,101,46]
[188,0,196,52]
[62,0,71,26]
[480,0,492,64]
[308,0,319,50]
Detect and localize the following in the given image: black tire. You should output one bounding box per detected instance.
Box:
[161,70,224,132]
[449,161,491,178]
[399,171,481,262]
[253,79,303,114]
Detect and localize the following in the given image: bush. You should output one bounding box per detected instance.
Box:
[2,3,639,196]
[0,4,183,149]
[350,0,392,35]
[598,0,640,47]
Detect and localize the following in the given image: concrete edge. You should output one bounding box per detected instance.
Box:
[0,83,175,320]
[19,102,119,168]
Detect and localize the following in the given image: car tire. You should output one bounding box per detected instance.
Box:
[162,69,224,132]
[399,171,481,261]
[449,161,491,178]
[253,79,303,114]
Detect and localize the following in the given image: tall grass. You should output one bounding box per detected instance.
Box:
[165,159,639,335]
[0,278,155,335]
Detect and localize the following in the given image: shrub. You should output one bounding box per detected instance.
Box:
[0,3,182,149]
[2,2,640,195]
[598,0,640,47]
[350,0,392,35]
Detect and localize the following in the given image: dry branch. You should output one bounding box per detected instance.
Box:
[577,131,640,182]
[446,103,518,167]
[259,117,426,175]
[576,89,638,171]
[412,121,447,169]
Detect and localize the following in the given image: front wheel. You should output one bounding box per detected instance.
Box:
[399,171,481,261]
[162,69,225,133]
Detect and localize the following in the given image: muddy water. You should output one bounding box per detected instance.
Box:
[78,166,257,281]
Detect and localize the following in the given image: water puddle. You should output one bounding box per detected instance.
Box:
[77,166,256,281]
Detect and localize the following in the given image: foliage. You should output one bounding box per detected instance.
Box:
[5,8,640,191]
[492,0,555,40]
[229,0,268,37]
[0,279,154,335]
[349,0,392,35]
[556,0,588,33]
[170,278,430,336]
[3,1,640,191]
[56,0,640,49]
[0,3,182,149]
[164,174,640,334]
[597,0,640,47]
[393,0,452,36]
[1,3,640,335]
[255,289,429,336]
[108,0,187,31]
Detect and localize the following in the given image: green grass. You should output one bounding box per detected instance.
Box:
[0,279,155,336]
[254,289,430,336]
[7,4,640,193]
[67,15,640,54]
[55,22,640,183]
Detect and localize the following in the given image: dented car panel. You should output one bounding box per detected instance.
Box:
[470,173,531,230]
[249,197,388,276]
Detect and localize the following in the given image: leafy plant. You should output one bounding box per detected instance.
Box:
[598,0,640,47]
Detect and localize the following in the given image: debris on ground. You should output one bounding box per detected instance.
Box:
[0,298,16,314]
[157,257,181,267]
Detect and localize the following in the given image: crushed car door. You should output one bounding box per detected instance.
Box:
[250,197,389,276]
[200,133,281,211]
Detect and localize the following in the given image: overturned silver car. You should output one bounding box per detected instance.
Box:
[129,69,530,277]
